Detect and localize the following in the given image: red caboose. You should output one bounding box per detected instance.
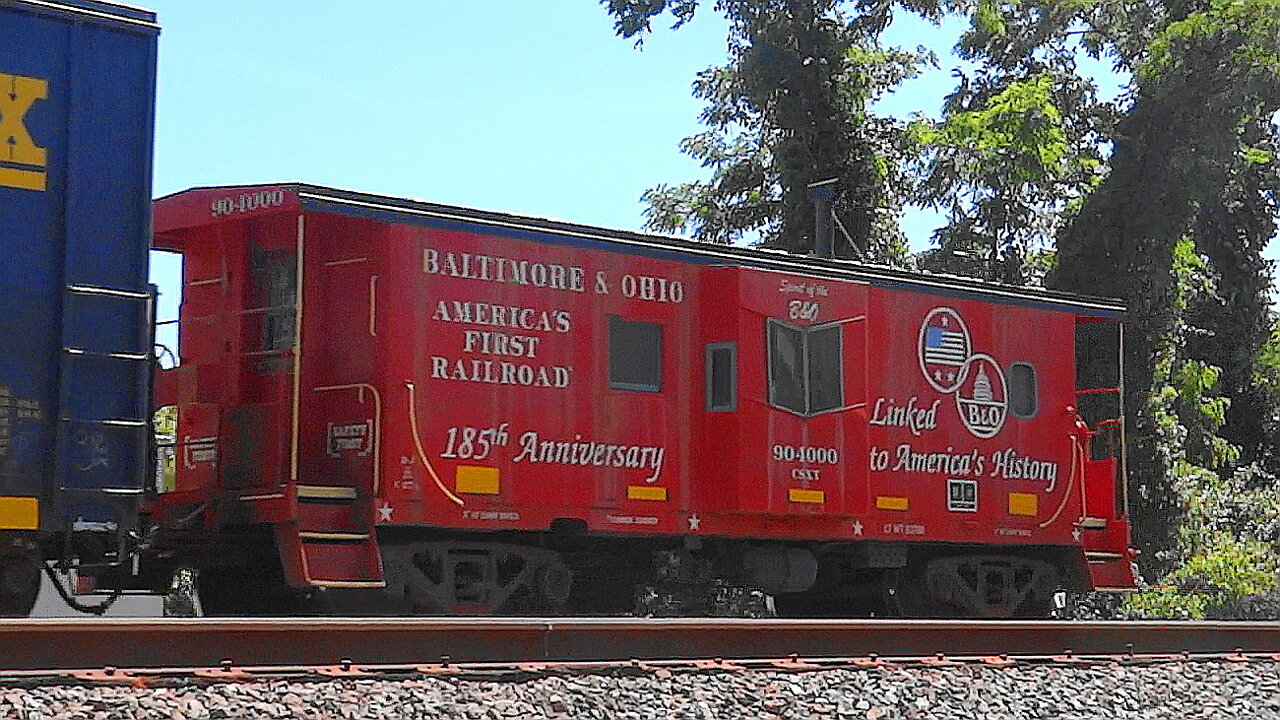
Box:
[144,183,1135,617]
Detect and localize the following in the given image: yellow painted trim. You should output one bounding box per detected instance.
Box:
[299,531,369,541]
[876,496,909,511]
[455,465,500,495]
[309,579,386,589]
[296,485,357,500]
[788,488,826,504]
[0,167,44,191]
[1009,493,1039,516]
[627,485,668,501]
[0,497,38,530]
[239,492,286,502]
[1084,551,1125,560]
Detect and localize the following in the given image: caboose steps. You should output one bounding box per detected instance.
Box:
[278,483,385,590]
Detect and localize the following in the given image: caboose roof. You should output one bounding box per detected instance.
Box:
[155,182,1126,319]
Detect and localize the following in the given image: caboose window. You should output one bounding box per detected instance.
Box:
[248,244,297,352]
[768,321,807,414]
[807,324,843,414]
[705,343,737,411]
[768,319,843,416]
[609,316,662,392]
[1009,362,1037,418]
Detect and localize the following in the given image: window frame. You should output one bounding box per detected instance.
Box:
[705,342,738,412]
[766,319,807,415]
[608,315,663,393]
[804,322,844,415]
[1008,361,1038,419]
[766,318,845,417]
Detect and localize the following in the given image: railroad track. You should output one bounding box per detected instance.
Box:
[2,618,1280,679]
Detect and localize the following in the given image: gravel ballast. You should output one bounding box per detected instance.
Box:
[1,662,1278,719]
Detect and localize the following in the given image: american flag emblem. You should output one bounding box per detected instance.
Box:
[924,325,969,366]
[918,307,972,393]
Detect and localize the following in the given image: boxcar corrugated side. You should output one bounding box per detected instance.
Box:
[0,0,158,614]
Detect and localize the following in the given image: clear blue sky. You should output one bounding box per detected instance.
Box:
[142,1,976,325]
[146,3,968,243]
[143,2,1271,328]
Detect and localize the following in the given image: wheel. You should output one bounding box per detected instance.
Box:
[0,551,41,617]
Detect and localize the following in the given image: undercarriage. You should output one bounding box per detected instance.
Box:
[157,529,1081,620]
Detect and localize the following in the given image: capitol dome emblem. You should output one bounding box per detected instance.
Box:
[954,353,1008,439]
[917,307,1010,439]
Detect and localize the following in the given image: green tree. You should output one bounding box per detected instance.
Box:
[944,0,1280,579]
[913,71,1105,283]
[603,0,927,256]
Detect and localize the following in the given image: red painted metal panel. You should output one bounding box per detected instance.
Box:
[150,185,1135,592]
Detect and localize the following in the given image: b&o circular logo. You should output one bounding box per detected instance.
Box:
[954,353,1008,439]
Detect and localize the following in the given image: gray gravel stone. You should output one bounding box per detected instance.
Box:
[1,662,1279,719]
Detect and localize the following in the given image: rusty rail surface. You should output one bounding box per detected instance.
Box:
[2,618,1279,672]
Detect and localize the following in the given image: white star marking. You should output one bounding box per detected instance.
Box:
[379,502,394,522]
[688,514,701,531]
[1072,528,1082,543]
[940,315,949,327]
[852,520,863,536]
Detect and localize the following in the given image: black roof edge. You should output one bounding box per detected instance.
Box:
[160,182,1128,319]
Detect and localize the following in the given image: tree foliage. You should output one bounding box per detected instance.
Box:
[949,0,1280,583]
[608,0,1280,610]
[604,0,929,256]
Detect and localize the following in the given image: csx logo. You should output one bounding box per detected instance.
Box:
[0,72,48,192]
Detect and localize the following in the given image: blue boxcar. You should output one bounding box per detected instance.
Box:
[0,0,158,583]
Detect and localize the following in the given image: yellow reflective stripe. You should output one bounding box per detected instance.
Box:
[627,485,667,501]
[0,166,44,191]
[788,488,825,504]
[876,496,909,511]
[455,465,499,495]
[0,497,38,530]
[1008,493,1038,516]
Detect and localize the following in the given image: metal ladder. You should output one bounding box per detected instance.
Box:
[52,282,154,534]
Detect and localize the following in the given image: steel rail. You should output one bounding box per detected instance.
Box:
[2,618,1279,672]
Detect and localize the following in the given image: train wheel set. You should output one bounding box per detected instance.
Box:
[1,2,1135,620]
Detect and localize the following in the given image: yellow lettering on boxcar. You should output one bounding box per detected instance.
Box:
[0,73,49,191]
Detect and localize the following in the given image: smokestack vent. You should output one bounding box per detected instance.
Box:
[807,178,839,258]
